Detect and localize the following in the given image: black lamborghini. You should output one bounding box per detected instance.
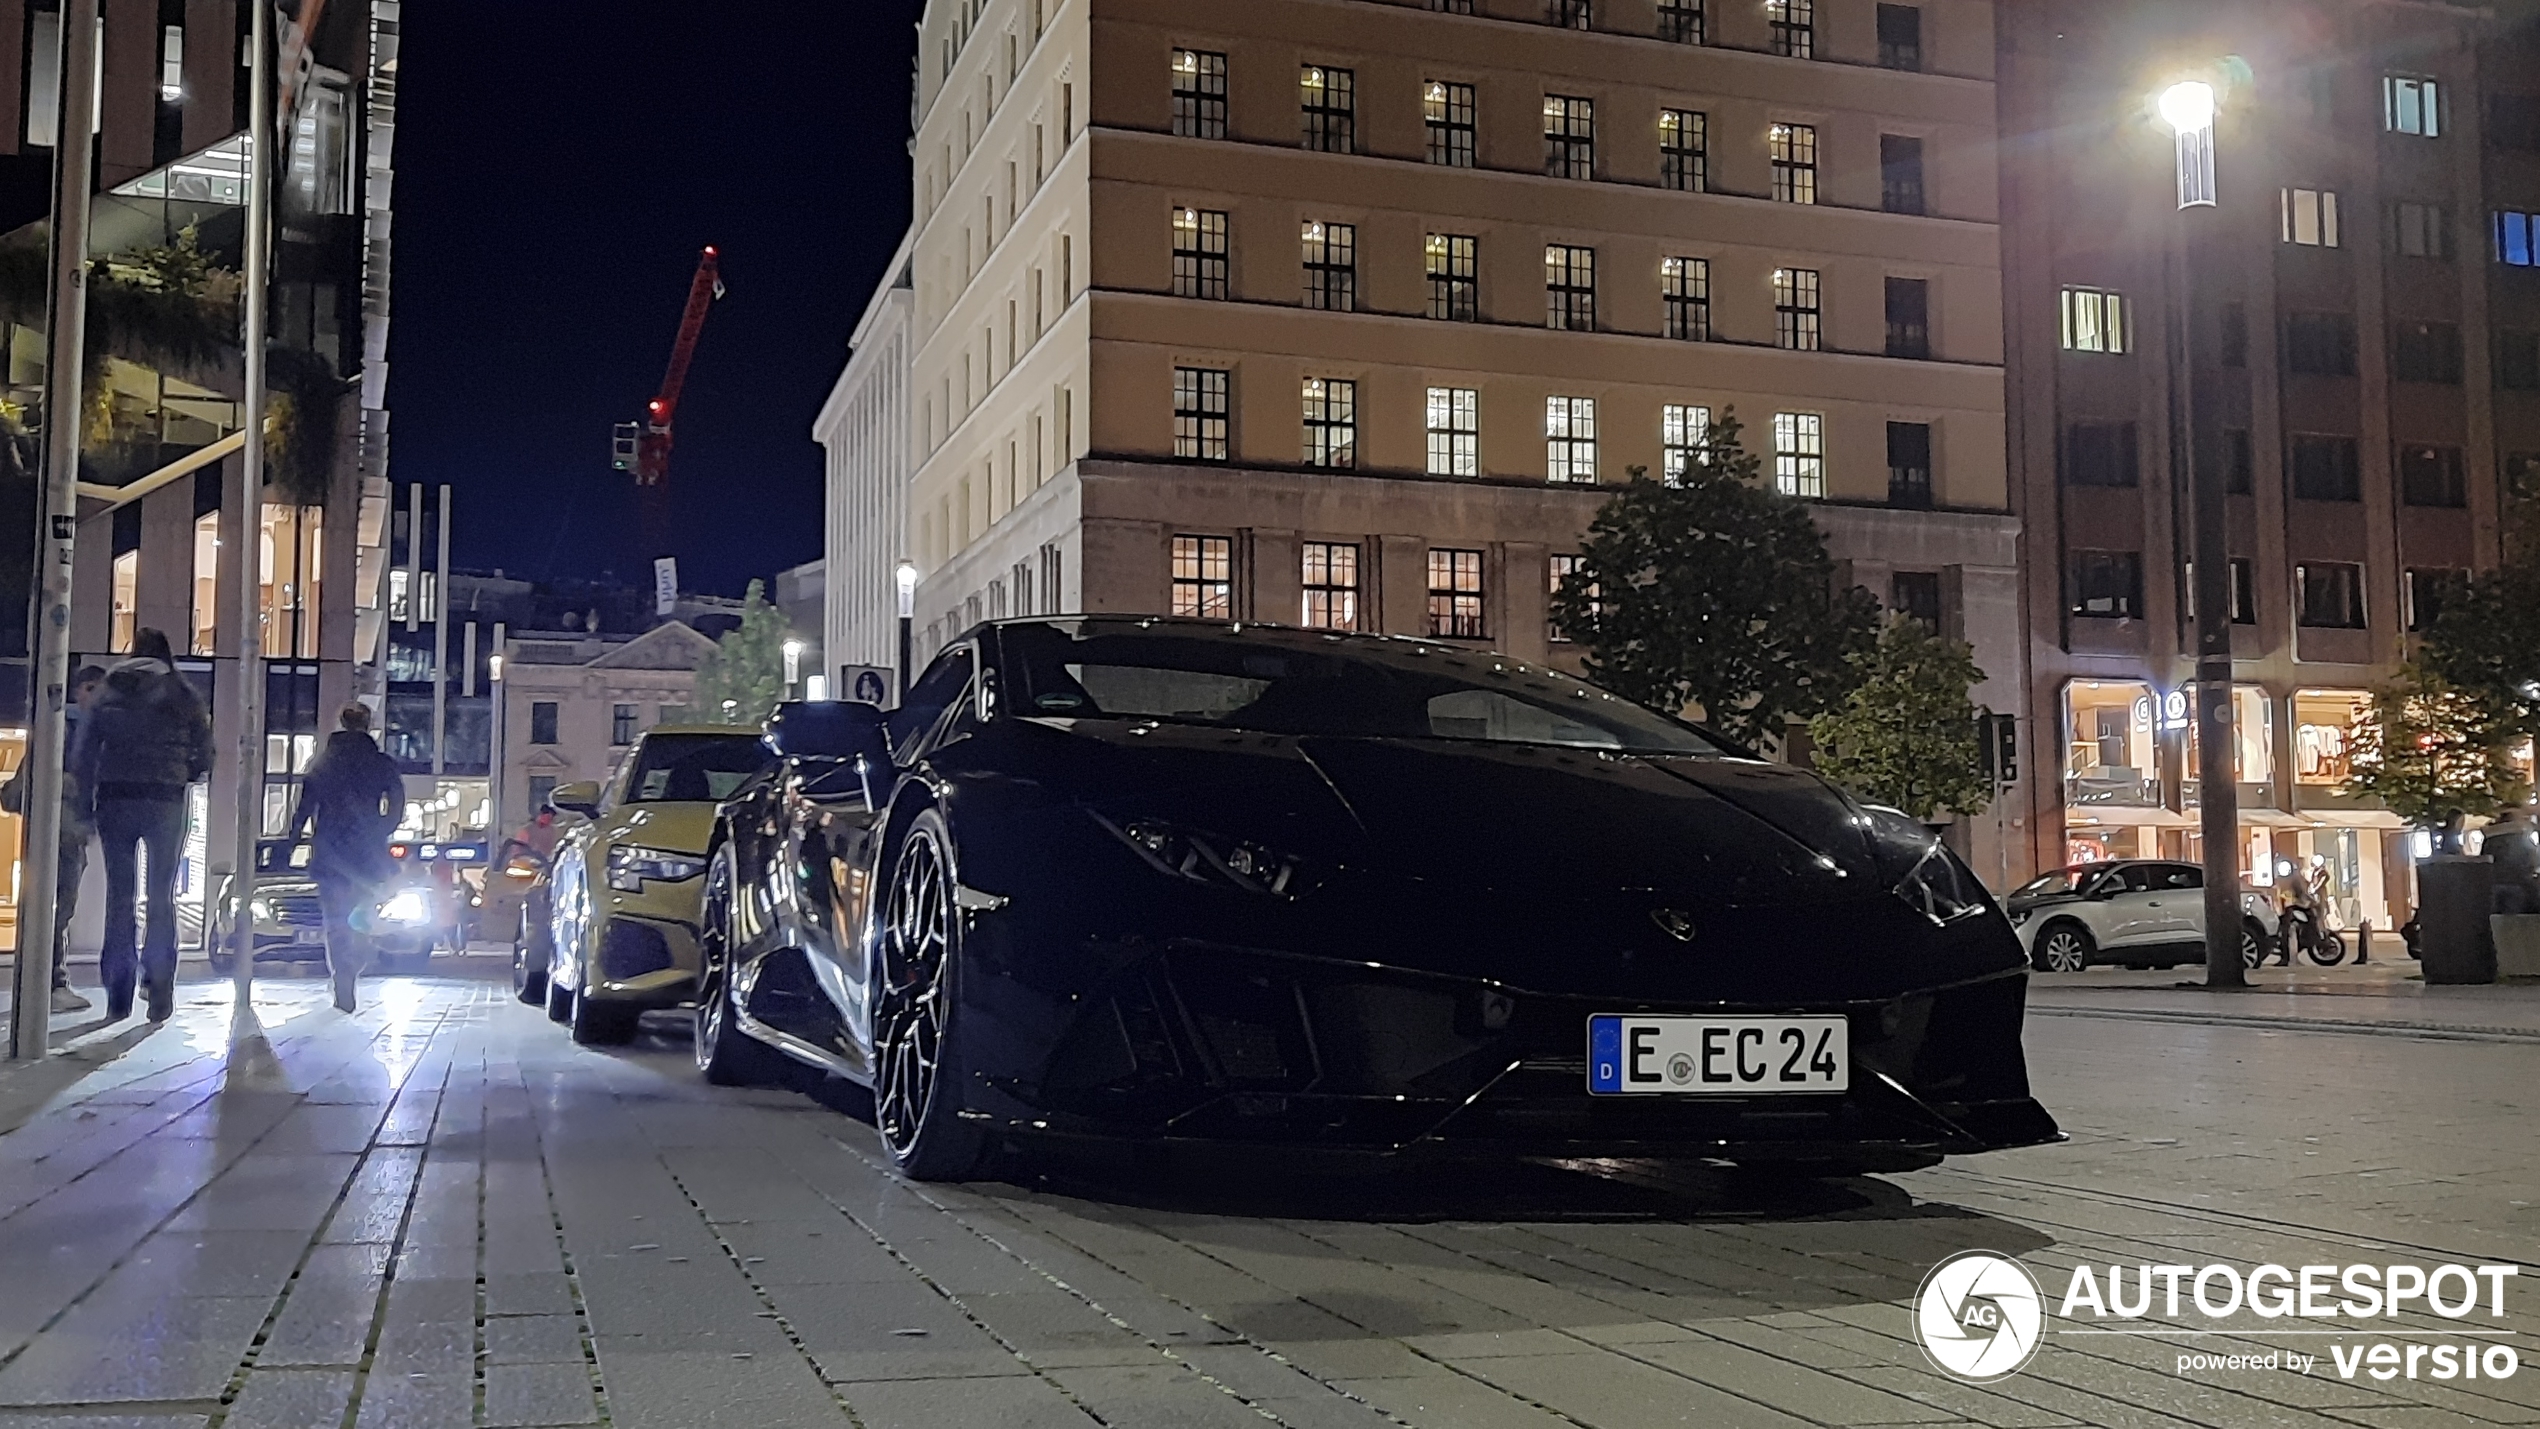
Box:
[695,617,2061,1181]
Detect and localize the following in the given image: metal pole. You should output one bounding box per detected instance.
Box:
[403,482,420,631]
[10,0,101,1060]
[430,486,449,792]
[487,620,505,841]
[228,0,273,1001]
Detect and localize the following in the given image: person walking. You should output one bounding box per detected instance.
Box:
[1,666,105,1014]
[75,632,212,1022]
[287,704,404,1013]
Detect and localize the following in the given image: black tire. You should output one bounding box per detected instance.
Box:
[2305,929,2349,967]
[2241,918,2273,969]
[546,971,573,1023]
[872,809,990,1182]
[695,845,789,1086]
[513,940,546,1006]
[2033,921,2092,974]
[569,985,640,1045]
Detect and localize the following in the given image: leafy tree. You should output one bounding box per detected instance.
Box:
[1806,616,1994,820]
[1549,413,1879,749]
[2342,661,2530,825]
[2419,557,2540,745]
[690,581,790,727]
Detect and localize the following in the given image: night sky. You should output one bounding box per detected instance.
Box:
[388,2,923,598]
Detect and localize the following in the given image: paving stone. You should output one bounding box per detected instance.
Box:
[842,1373,1104,1429]
[484,1361,601,1426]
[223,1367,357,1428]
[484,1312,587,1364]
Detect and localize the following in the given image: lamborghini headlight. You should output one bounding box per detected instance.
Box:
[1860,806,1995,928]
[249,896,275,923]
[377,889,434,926]
[1090,812,1312,899]
[607,844,707,893]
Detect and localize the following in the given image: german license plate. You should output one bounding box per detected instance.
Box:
[1587,1015,1848,1095]
[295,928,326,946]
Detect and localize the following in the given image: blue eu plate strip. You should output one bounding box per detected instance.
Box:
[1587,1015,1624,1093]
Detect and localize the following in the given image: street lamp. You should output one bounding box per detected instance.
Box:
[782,638,804,692]
[2160,76,2244,988]
[895,560,918,703]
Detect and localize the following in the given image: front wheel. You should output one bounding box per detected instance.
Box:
[871,810,990,1182]
[2305,929,2349,967]
[695,846,788,1086]
[569,985,640,1045]
[2241,918,2272,969]
[512,940,546,1006]
[2034,922,2092,974]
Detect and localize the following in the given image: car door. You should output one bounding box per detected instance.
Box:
[2089,864,2165,948]
[2142,862,2204,941]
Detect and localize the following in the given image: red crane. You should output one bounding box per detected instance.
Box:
[612,246,725,554]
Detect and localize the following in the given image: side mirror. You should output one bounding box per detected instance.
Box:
[549,780,603,818]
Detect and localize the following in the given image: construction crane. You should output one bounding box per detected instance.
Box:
[612,245,725,556]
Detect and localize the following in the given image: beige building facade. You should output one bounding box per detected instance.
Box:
[493,623,720,838]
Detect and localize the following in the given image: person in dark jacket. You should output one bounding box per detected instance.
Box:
[287,703,405,1012]
[73,630,213,1022]
[0,666,105,1014]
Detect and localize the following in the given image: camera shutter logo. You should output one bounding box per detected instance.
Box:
[1914,1251,2045,1382]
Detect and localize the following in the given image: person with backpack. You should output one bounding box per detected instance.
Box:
[73,631,212,1022]
[287,703,406,1013]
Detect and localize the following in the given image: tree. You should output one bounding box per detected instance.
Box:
[1548,413,1879,749]
[690,581,791,727]
[1806,616,1994,820]
[2419,556,2540,745]
[2342,661,2530,826]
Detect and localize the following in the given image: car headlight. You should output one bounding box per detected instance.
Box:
[249,896,275,922]
[2007,907,2031,927]
[1090,812,1312,899]
[1857,805,1995,928]
[377,889,434,925]
[607,844,707,893]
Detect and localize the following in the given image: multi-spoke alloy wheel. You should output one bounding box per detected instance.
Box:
[871,811,987,1180]
[2037,925,2091,974]
[695,844,784,1086]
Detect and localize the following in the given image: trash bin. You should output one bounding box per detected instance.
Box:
[2417,855,2497,985]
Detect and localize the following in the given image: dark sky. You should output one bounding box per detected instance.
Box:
[387,1,923,598]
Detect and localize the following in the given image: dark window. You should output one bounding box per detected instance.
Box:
[1301,377,1356,469]
[1879,134,1925,215]
[1544,95,1594,179]
[2188,560,2257,625]
[1171,50,1228,139]
[1657,0,1703,43]
[2511,452,2540,500]
[1768,0,1814,58]
[2492,94,2540,151]
[1429,0,1475,10]
[1426,233,1478,320]
[1876,4,1922,69]
[1891,570,1941,628]
[1887,422,1934,508]
[1424,81,1476,166]
[2063,421,2139,488]
[1301,220,1356,311]
[2068,550,2143,620]
[2296,563,2367,629]
[2288,434,2361,501]
[2395,201,2451,259]
[527,775,557,815]
[1171,208,1228,299]
[1546,244,1596,331]
[2219,302,2248,368]
[2399,443,2466,507]
[2285,312,2356,376]
[1173,367,1231,462]
[1170,535,1234,618]
[611,704,636,746]
[2498,329,2540,390]
[1548,0,1591,26]
[1662,257,1709,340]
[2392,321,2463,384]
[1300,65,1354,154]
[529,701,559,745]
[2406,568,2466,632]
[1885,277,1930,358]
[2222,427,2252,495]
[1774,266,1820,350]
[1659,109,1706,191]
[1426,548,1486,638]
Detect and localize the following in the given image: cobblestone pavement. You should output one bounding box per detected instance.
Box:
[0,964,2531,1428]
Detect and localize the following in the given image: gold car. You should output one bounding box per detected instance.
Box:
[541,725,771,1044]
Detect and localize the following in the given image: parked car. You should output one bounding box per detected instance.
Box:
[207,839,449,976]
[2006,860,2276,972]
[542,725,772,1044]
[696,617,2063,1182]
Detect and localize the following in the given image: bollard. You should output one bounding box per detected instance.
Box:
[2417,856,2497,985]
[2357,921,2370,965]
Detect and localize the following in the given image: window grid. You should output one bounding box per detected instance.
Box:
[1768,0,1815,58]
[1426,233,1478,320]
[2296,562,2367,629]
[1427,549,1486,639]
[1300,65,1354,153]
[2288,434,2361,501]
[612,704,637,746]
[1546,396,1598,483]
[1662,404,1711,483]
[2393,321,2462,384]
[1656,0,1703,42]
[1173,367,1230,462]
[1548,0,1591,28]
[1170,535,1234,619]
[1876,4,1921,70]
[1885,276,1929,358]
[1887,421,1934,508]
[1659,109,1707,192]
[2059,287,2128,353]
[1880,133,1924,214]
[2498,209,2539,267]
[1769,123,1817,203]
[1427,387,1480,477]
[2068,550,2143,620]
[1546,244,1596,331]
[1662,257,1710,340]
[1428,0,1475,10]
[1301,377,1357,470]
[1424,81,1476,166]
[1548,553,1590,642]
[2281,187,2342,247]
[1301,220,1356,311]
[2384,75,2440,137]
[1171,208,1228,299]
[1773,267,1821,351]
[2399,444,2466,507]
[1301,542,1361,630]
[1544,95,1595,179]
[1773,412,1825,498]
[2396,201,2450,259]
[1171,50,1228,139]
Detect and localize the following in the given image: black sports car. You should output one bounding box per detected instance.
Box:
[697,617,2061,1181]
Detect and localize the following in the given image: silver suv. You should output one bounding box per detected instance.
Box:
[2006,860,2275,972]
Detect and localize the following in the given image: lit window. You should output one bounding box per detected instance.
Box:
[1772,412,1824,498]
[1300,65,1354,153]
[2383,75,2439,137]
[1171,50,1228,139]
[1426,387,1479,477]
[159,24,184,101]
[110,550,139,654]
[1773,267,1820,351]
[1424,81,1476,166]
[2059,287,2128,353]
[1427,549,1485,638]
[1769,123,1816,203]
[1301,220,1356,311]
[2499,209,2540,267]
[1548,554,1596,641]
[1171,536,1234,619]
[1661,404,1710,483]
[1545,244,1596,330]
[1662,257,1709,340]
[1659,109,1706,191]
[1301,377,1356,470]
[1543,95,1594,179]
[1301,542,1360,630]
[1768,0,1814,58]
[1171,208,1227,299]
[260,503,323,659]
[1657,0,1702,43]
[1173,367,1230,462]
[1426,233,1478,320]
[2280,187,2341,247]
[190,510,219,655]
[1546,396,1598,483]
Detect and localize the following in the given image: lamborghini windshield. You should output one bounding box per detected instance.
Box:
[999,622,1731,755]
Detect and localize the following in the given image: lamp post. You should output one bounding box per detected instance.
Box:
[895,561,918,703]
[782,638,804,696]
[2160,79,2246,988]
